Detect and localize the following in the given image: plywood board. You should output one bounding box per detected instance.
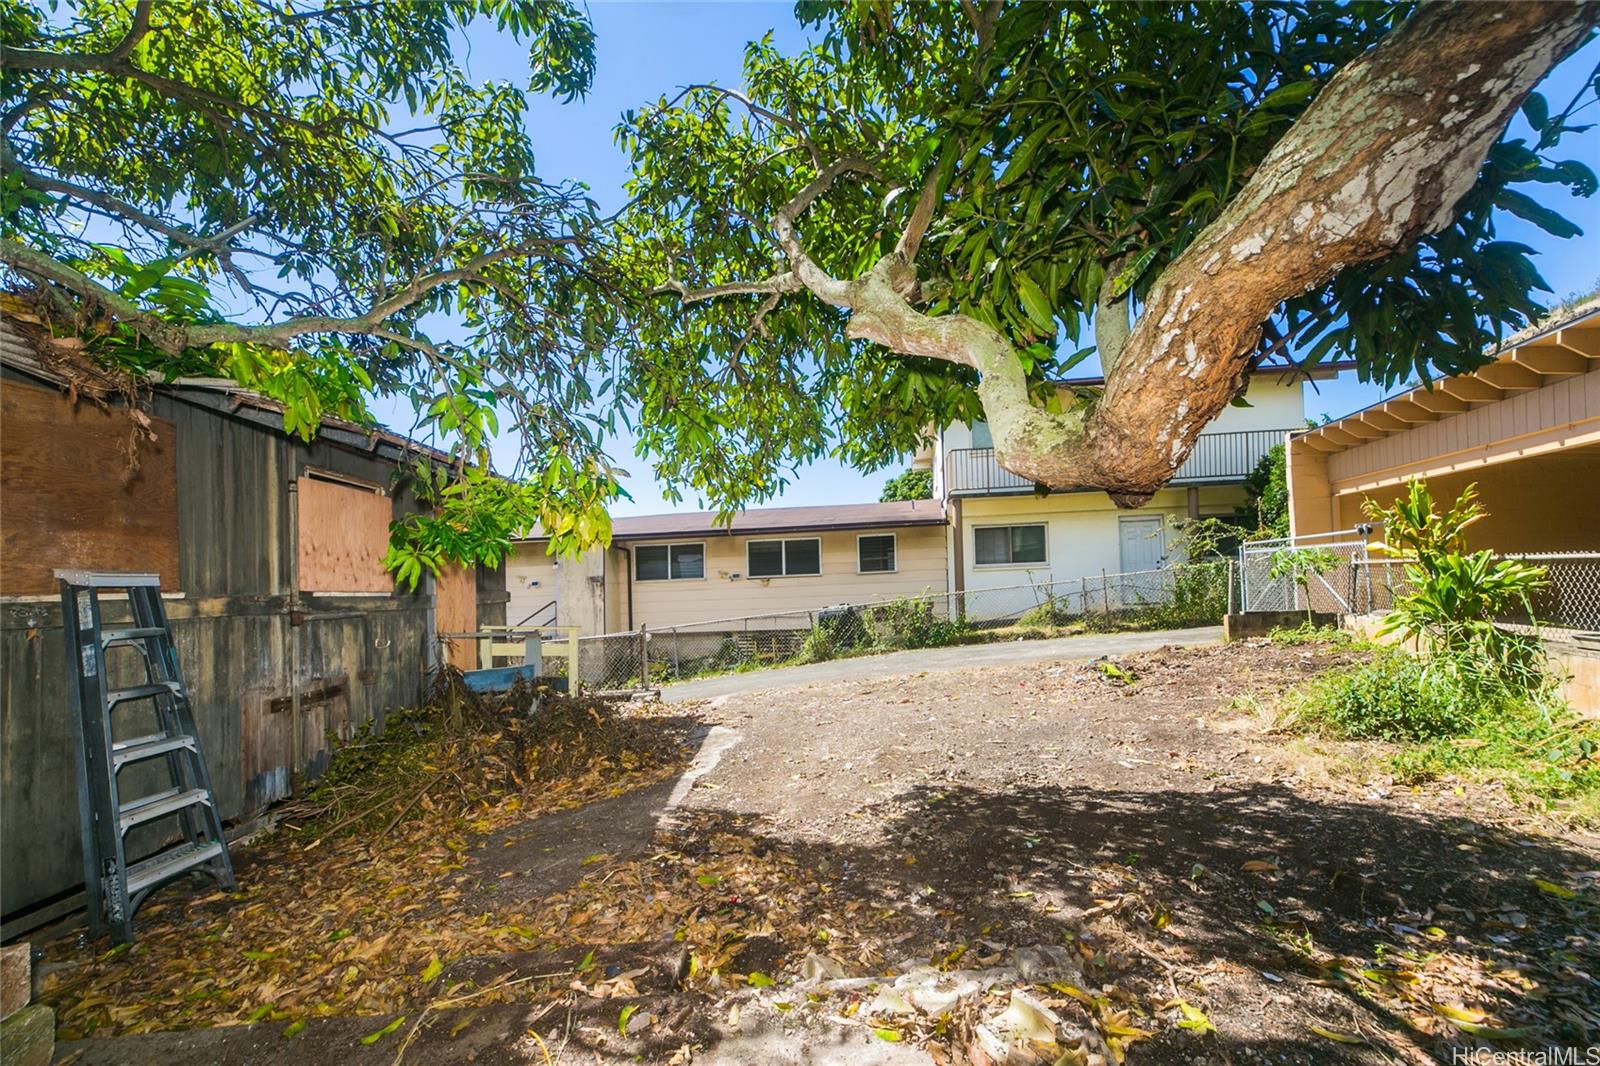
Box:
[436,563,478,670]
[296,475,393,593]
[0,380,180,596]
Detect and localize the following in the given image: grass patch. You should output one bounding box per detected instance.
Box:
[1277,650,1600,816]
[1266,622,1367,648]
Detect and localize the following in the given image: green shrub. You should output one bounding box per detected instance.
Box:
[862,597,964,649]
[797,625,840,663]
[1018,597,1076,629]
[1277,651,1475,742]
[1365,480,1548,693]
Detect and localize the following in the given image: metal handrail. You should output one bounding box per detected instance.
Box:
[512,599,557,627]
[944,427,1296,495]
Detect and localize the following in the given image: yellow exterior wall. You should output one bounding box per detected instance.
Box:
[1287,438,1338,538]
[956,486,1248,592]
[1336,445,1600,552]
[615,524,949,629]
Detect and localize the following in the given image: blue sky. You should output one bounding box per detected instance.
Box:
[414,5,1600,516]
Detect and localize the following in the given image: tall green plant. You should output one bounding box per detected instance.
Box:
[1364,481,1548,691]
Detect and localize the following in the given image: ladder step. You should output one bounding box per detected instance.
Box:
[102,627,167,647]
[112,734,197,770]
[118,788,211,832]
[126,840,224,896]
[105,681,182,706]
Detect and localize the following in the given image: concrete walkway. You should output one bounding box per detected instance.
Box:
[661,625,1223,701]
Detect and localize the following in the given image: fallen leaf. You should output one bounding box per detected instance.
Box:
[360,1016,405,1045]
[1308,1024,1364,1044]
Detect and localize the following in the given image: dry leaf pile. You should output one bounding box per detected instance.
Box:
[39,679,689,1039]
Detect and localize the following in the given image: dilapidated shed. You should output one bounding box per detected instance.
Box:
[0,318,506,931]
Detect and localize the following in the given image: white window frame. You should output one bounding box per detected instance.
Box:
[634,541,707,582]
[972,523,1048,568]
[856,532,898,574]
[746,537,822,578]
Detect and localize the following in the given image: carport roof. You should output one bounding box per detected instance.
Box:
[1293,298,1600,456]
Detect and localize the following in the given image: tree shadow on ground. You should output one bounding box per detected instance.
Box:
[52,747,1600,1066]
[619,779,1598,1064]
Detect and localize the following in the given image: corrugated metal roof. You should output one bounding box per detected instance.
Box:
[0,316,458,468]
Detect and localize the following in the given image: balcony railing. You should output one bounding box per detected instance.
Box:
[944,428,1293,497]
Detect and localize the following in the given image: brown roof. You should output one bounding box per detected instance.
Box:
[520,499,947,543]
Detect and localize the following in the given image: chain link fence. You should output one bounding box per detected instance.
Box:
[567,562,1232,691]
[1355,552,1600,634]
[1238,531,1376,615]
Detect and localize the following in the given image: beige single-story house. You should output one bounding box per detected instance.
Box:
[508,500,949,634]
[1287,298,1600,548]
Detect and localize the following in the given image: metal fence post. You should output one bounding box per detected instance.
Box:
[1101,569,1111,616]
[1226,559,1236,616]
[638,623,648,688]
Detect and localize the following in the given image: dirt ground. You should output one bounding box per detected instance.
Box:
[45,639,1600,1065]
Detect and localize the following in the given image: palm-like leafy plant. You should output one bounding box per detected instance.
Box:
[1364,481,1548,692]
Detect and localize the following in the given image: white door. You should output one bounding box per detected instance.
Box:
[1119,517,1164,573]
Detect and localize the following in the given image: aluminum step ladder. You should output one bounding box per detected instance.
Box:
[58,571,236,943]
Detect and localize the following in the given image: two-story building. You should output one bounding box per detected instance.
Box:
[934,373,1307,596]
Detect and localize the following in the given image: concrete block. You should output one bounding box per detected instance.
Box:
[0,1003,52,1066]
[0,943,29,1021]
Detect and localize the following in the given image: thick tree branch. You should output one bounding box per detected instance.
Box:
[1015,0,1600,502]
[1,0,151,71]
[894,167,941,268]
[1093,255,1133,376]
[0,236,571,356]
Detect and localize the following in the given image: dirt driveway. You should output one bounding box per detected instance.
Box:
[54,638,1600,1065]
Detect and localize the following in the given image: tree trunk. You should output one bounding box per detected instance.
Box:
[995,0,1599,503]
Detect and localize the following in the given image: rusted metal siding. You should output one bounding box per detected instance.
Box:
[0,380,447,920]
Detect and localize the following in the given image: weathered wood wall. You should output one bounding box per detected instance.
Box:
[0,370,460,921]
[0,380,180,595]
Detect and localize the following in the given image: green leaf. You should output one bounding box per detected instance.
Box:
[618,1004,638,1034]
[421,956,444,982]
[746,971,775,988]
[1015,273,1055,331]
[282,1019,306,1039]
[1521,92,1549,131]
[360,1016,406,1045]
[997,125,1052,186]
[1109,246,1159,299]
